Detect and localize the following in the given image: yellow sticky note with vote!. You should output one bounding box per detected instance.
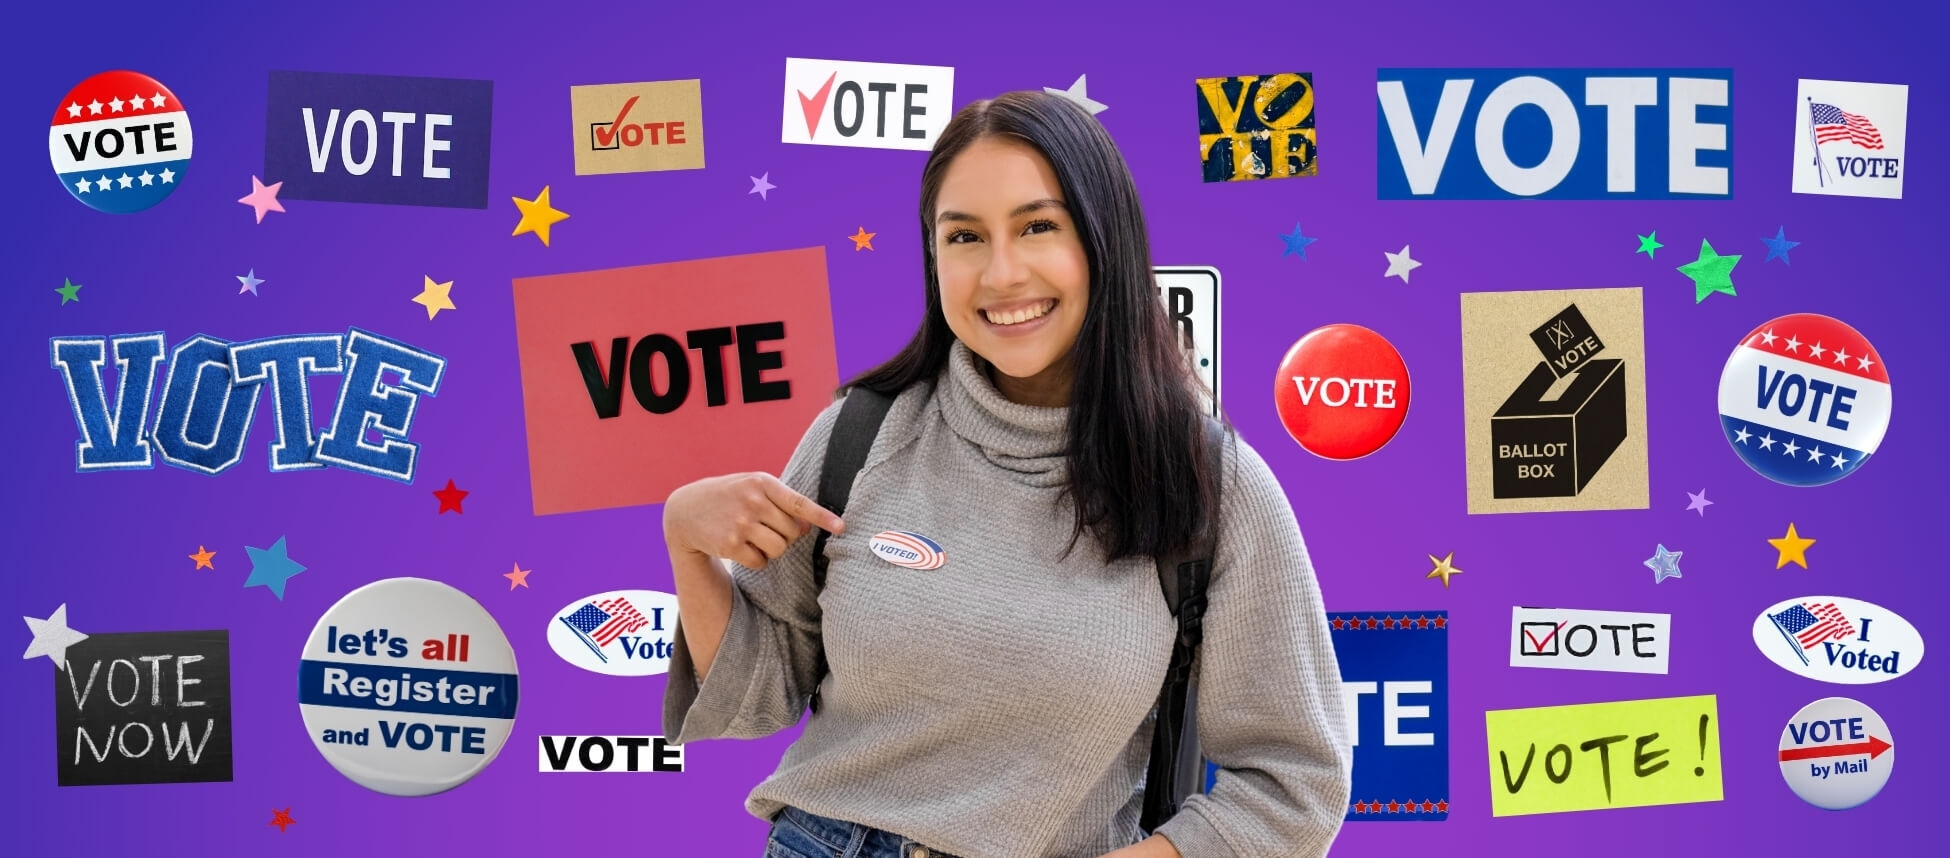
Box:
[1485,694,1722,816]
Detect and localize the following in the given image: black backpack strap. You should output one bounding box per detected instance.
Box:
[806,386,896,714]
[1141,416,1228,834]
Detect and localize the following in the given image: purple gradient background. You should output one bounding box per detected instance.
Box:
[2,0,1938,853]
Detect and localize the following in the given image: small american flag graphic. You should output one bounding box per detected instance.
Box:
[558,598,652,663]
[1768,602,1857,665]
[1810,103,1885,150]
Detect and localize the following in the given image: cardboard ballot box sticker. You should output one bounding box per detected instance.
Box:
[1460,288,1648,514]
[547,590,679,677]
[511,247,840,516]
[1273,324,1410,461]
[1509,607,1670,675]
[298,577,519,796]
[1778,697,1893,810]
[1718,313,1889,487]
[56,630,233,786]
[1485,694,1722,817]
[1752,595,1921,685]
[51,70,193,214]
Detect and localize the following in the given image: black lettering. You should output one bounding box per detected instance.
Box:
[578,736,613,771]
[685,327,736,407]
[1633,733,1669,779]
[735,322,791,403]
[867,82,896,137]
[64,131,92,162]
[1167,287,1195,350]
[904,84,929,139]
[540,736,576,771]
[1498,743,1536,794]
[1545,744,1572,784]
[126,124,151,155]
[1632,623,1656,658]
[1580,735,1630,802]
[94,128,125,159]
[154,121,177,152]
[629,334,689,414]
[834,82,864,137]
[1565,625,1597,657]
[571,338,630,419]
[616,736,649,771]
[653,736,683,771]
[1600,624,1630,656]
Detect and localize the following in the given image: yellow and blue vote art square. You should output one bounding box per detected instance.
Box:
[1196,72,1316,183]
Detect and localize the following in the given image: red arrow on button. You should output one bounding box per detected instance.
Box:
[1778,736,1893,762]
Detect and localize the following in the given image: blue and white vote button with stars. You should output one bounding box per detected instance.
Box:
[50,70,193,214]
[1717,313,1890,487]
[298,577,520,796]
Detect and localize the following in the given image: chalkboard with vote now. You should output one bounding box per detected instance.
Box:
[55,630,233,787]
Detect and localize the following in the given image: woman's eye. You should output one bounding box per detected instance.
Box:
[946,231,975,244]
[1025,219,1058,235]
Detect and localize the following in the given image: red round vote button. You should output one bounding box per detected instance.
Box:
[1273,324,1411,460]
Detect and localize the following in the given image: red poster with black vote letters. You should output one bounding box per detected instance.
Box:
[511,247,840,516]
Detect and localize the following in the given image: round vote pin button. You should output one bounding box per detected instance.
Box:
[1778,697,1894,810]
[1718,313,1889,487]
[299,577,520,796]
[1272,324,1411,460]
[51,71,194,214]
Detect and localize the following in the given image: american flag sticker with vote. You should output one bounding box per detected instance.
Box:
[1717,313,1890,487]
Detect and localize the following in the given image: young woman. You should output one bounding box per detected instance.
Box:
[661,90,1351,858]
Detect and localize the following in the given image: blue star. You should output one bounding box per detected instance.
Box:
[1761,226,1801,265]
[244,536,307,600]
[1644,544,1683,584]
[1280,223,1318,260]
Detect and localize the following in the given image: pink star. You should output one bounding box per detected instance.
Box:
[238,176,285,223]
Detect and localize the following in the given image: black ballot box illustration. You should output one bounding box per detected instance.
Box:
[1490,304,1628,498]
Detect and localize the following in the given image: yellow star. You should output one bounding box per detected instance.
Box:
[1768,523,1816,569]
[1426,552,1463,588]
[512,185,570,246]
[412,276,457,319]
[188,545,216,570]
[849,226,876,251]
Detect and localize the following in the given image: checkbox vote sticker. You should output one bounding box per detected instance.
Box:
[1485,695,1723,816]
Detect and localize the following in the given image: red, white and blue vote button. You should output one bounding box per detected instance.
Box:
[1718,314,1889,487]
[50,71,192,214]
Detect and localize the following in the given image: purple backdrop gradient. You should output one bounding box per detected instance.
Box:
[3,0,1938,853]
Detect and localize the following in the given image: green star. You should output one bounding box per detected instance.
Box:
[1635,231,1663,258]
[55,279,82,304]
[1677,240,1741,304]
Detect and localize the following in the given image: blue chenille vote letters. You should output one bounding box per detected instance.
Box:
[1376,69,1733,200]
[49,328,445,483]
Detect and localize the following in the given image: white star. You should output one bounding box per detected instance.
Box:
[65,101,82,118]
[1758,328,1778,346]
[73,177,91,193]
[1043,74,1108,115]
[1831,451,1848,469]
[1808,341,1826,360]
[1857,355,1874,371]
[1758,433,1776,450]
[22,604,89,671]
[116,173,134,189]
[159,168,176,183]
[87,99,103,115]
[138,170,155,186]
[1808,445,1825,462]
[129,93,145,111]
[1832,347,1850,365]
[94,175,111,191]
[1784,335,1802,352]
[151,92,167,109]
[1384,245,1422,282]
[1734,426,1752,444]
[1782,438,1800,456]
[108,96,125,112]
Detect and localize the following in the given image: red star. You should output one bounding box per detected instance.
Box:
[433,479,469,514]
[1364,617,1378,630]
[1436,800,1449,813]
[269,807,295,832]
[1421,800,1435,813]
[1415,615,1429,628]
[1387,800,1401,813]
[1432,616,1447,629]
[1350,801,1364,814]
[1332,617,1348,630]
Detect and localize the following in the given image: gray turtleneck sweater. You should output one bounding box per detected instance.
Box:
[662,340,1351,858]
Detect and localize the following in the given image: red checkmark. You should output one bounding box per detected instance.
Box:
[1522,622,1566,653]
[798,71,837,140]
[593,95,640,149]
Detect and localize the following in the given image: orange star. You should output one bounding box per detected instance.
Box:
[505,563,531,590]
[188,545,216,570]
[1768,522,1816,569]
[1426,551,1464,588]
[269,807,295,832]
[848,227,876,251]
[433,479,469,514]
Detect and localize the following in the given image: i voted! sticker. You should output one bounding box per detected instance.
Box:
[868,531,946,570]
[1718,313,1889,486]
[298,577,519,796]
[1273,324,1411,460]
[1752,595,1922,685]
[1778,697,1894,810]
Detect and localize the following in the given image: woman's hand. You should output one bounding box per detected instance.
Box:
[662,472,845,570]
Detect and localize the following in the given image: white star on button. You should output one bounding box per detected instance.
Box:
[151,92,167,109]
[1784,335,1802,352]
[22,604,89,671]
[66,101,82,118]
[1782,439,1800,457]
[1833,347,1851,365]
[1734,426,1752,444]
[1758,328,1778,346]
[108,96,125,112]
[1809,341,1827,360]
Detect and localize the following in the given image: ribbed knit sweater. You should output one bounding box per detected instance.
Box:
[662,339,1352,858]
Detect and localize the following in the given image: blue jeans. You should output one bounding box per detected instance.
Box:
[765,805,965,858]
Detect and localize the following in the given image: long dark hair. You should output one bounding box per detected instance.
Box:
[840,90,1223,564]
